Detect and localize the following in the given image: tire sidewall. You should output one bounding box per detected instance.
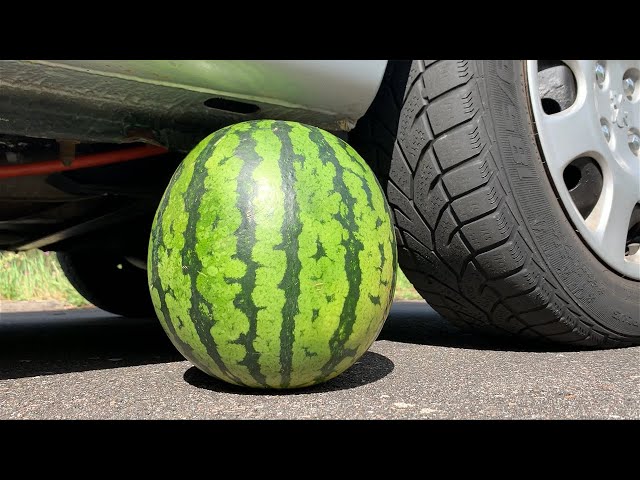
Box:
[486,60,639,336]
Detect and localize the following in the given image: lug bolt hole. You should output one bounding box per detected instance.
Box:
[595,62,607,87]
[623,68,639,102]
[600,118,612,143]
[629,128,640,156]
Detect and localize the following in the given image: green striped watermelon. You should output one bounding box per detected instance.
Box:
[148,120,397,389]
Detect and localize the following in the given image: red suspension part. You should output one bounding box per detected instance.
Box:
[0,145,168,179]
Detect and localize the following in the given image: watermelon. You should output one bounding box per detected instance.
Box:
[147,120,397,389]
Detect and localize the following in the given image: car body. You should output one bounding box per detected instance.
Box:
[0,60,387,152]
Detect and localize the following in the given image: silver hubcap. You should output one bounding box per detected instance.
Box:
[527,60,640,280]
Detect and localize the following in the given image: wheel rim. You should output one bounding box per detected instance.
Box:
[527,60,640,280]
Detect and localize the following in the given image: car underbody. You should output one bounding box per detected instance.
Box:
[0,60,386,256]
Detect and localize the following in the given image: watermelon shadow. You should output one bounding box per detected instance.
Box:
[183,350,394,394]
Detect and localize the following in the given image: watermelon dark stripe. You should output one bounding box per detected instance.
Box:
[306,127,363,379]
[181,135,244,385]
[227,125,268,387]
[191,123,256,385]
[152,129,240,381]
[342,144,376,211]
[148,120,397,389]
[148,161,194,358]
[248,123,287,386]
[382,199,398,316]
[272,122,303,388]
[149,146,213,363]
[281,122,352,385]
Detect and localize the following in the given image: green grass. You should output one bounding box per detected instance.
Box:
[0,250,421,306]
[394,269,422,300]
[0,250,89,306]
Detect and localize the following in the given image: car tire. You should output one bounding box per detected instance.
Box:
[58,251,154,317]
[350,60,640,347]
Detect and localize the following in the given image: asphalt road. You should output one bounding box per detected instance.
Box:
[0,301,638,419]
